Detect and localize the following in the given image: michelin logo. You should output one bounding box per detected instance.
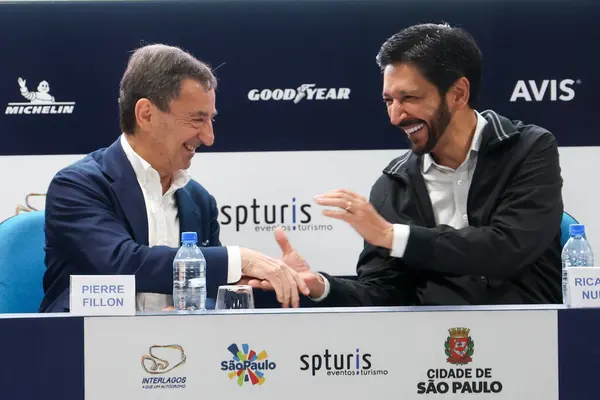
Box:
[5,77,75,115]
[248,84,350,103]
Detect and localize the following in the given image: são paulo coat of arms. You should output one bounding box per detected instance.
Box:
[445,327,474,365]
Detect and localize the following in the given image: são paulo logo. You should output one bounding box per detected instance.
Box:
[221,343,277,386]
[416,328,504,395]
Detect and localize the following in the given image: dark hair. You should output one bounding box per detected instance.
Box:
[119,44,217,134]
[376,23,482,107]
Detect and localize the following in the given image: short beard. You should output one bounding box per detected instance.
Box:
[411,100,452,156]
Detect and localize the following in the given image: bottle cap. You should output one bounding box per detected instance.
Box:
[181,231,198,243]
[569,224,585,236]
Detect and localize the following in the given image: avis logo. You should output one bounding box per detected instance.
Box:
[445,327,474,365]
[247,84,351,102]
[509,79,580,102]
[221,343,277,386]
[5,77,76,115]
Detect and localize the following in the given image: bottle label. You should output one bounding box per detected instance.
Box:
[189,278,206,288]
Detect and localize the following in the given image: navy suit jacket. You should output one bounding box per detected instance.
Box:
[40,139,229,312]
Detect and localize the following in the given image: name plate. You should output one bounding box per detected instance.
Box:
[567,267,600,308]
[69,275,136,315]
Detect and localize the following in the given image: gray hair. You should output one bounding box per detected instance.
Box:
[119,43,217,134]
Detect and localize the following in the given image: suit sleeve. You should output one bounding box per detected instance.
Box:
[208,194,222,246]
[314,179,417,307]
[403,131,563,278]
[45,168,227,295]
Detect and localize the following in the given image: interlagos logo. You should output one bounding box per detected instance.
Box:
[141,345,187,390]
[247,84,351,103]
[509,79,580,102]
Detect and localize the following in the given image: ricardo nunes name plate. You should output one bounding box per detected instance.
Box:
[69,275,135,315]
[567,267,600,307]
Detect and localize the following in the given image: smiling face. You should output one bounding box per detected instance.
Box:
[145,78,217,175]
[37,80,50,93]
[382,63,453,155]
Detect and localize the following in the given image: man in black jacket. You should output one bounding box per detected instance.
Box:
[263,23,564,306]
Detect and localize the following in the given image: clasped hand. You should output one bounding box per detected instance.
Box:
[238,247,310,308]
[190,188,392,309]
[243,189,394,302]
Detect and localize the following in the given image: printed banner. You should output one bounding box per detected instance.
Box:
[84,308,558,399]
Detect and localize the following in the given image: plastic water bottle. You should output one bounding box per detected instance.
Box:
[173,232,206,311]
[561,224,594,305]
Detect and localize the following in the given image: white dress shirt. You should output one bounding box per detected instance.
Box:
[313,111,488,301]
[120,134,241,311]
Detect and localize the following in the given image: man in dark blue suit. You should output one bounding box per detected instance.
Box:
[40,44,308,312]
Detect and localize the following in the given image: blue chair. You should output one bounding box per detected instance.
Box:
[561,212,580,248]
[0,211,46,313]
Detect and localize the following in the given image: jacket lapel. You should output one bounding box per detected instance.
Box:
[101,139,149,245]
[468,110,520,204]
[175,188,204,246]
[405,155,437,228]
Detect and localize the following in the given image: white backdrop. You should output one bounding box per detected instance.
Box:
[0,146,595,276]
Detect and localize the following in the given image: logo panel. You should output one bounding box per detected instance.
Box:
[445,327,474,365]
[140,345,187,390]
[247,84,350,103]
[221,343,277,386]
[5,77,75,115]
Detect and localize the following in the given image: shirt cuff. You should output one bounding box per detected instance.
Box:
[309,273,331,302]
[390,224,410,258]
[225,246,242,283]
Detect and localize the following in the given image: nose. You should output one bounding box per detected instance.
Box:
[388,100,408,127]
[199,121,215,147]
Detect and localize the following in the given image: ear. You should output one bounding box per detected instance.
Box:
[447,77,471,109]
[134,98,154,132]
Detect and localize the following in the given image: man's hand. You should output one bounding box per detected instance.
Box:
[246,228,326,299]
[239,248,310,308]
[275,228,326,298]
[314,189,394,249]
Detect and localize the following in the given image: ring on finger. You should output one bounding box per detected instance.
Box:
[344,201,353,212]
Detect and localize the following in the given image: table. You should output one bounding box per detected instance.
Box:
[0,305,596,399]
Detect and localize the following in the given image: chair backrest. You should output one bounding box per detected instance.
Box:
[0,211,46,313]
[561,211,580,248]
